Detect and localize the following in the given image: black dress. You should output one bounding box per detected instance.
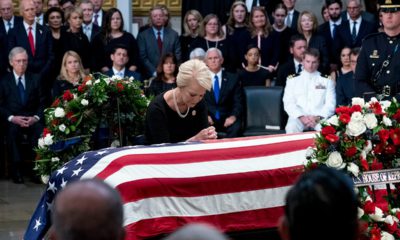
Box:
[190,37,232,71]
[52,79,75,100]
[226,26,250,71]
[147,79,177,97]
[274,27,296,65]
[103,31,140,71]
[145,93,208,144]
[245,31,280,68]
[180,35,200,62]
[61,29,91,69]
[238,68,271,87]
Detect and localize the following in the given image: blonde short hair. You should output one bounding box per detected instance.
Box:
[176,59,211,91]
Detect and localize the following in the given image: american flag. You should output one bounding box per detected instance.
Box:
[24,133,315,240]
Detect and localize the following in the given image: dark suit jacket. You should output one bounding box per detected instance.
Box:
[0,16,22,36]
[308,33,329,74]
[0,72,45,121]
[341,10,377,26]
[336,71,355,106]
[0,33,7,77]
[318,21,341,65]
[8,22,54,77]
[335,19,377,50]
[137,27,181,77]
[276,58,296,88]
[288,10,300,30]
[204,71,243,122]
[104,69,142,82]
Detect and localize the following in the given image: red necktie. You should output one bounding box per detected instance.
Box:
[157,31,163,54]
[28,26,35,56]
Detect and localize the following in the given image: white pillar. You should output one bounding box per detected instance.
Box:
[117,0,132,33]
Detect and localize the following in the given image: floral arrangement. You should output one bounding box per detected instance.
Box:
[306,97,400,239]
[34,74,149,177]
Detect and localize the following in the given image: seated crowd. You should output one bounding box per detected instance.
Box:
[0,0,386,182]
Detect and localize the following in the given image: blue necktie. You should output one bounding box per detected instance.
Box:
[213,75,220,120]
[332,24,337,38]
[18,77,26,104]
[297,64,302,74]
[7,21,11,32]
[351,21,357,42]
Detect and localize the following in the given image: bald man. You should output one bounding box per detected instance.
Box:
[50,179,125,240]
[164,223,228,240]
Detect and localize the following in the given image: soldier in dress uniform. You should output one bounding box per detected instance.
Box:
[283,48,336,133]
[354,0,400,100]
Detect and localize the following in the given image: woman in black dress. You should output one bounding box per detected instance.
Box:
[239,45,271,87]
[52,51,86,99]
[145,59,217,144]
[101,8,140,74]
[147,53,178,97]
[180,9,203,62]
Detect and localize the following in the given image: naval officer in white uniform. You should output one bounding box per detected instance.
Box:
[283,48,336,133]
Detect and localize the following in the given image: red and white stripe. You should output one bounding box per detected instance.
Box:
[82,133,315,240]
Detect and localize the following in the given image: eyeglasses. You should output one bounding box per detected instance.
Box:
[13,59,28,64]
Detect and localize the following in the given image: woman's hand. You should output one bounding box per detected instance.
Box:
[187,126,218,142]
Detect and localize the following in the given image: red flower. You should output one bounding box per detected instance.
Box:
[116,82,124,92]
[51,98,60,107]
[393,109,400,122]
[364,200,376,214]
[385,221,398,234]
[43,128,51,136]
[350,104,362,113]
[345,146,357,157]
[385,144,397,155]
[371,159,383,170]
[370,101,383,115]
[62,90,74,101]
[339,113,351,124]
[66,112,77,123]
[374,143,385,154]
[378,129,390,142]
[360,157,369,171]
[390,128,400,145]
[321,126,336,136]
[336,106,351,115]
[51,119,59,126]
[83,75,92,83]
[370,225,381,240]
[325,134,339,143]
[77,85,86,93]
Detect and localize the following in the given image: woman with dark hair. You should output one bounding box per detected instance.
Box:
[224,1,249,70]
[272,3,296,64]
[147,53,178,96]
[180,9,203,62]
[101,8,140,74]
[239,45,271,87]
[246,6,280,73]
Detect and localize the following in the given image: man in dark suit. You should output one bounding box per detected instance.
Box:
[0,47,45,183]
[33,0,44,25]
[90,0,106,27]
[137,5,181,78]
[336,47,359,106]
[104,45,142,82]
[283,0,299,30]
[335,0,377,52]
[318,0,344,70]
[0,32,7,77]
[0,0,23,36]
[341,0,377,25]
[8,0,54,100]
[204,48,242,138]
[276,34,307,87]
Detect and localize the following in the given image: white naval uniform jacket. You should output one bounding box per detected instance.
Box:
[283,70,336,120]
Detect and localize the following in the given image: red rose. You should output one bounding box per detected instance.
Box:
[51,119,59,126]
[345,146,357,157]
[364,200,376,214]
[62,90,74,101]
[393,109,400,122]
[350,105,362,113]
[116,82,124,92]
[43,128,51,136]
[378,129,390,142]
[77,85,86,93]
[374,143,385,154]
[360,157,369,171]
[385,144,397,155]
[370,225,381,240]
[51,98,60,107]
[386,221,398,234]
[325,134,339,143]
[66,112,77,123]
[339,113,351,124]
[390,128,400,145]
[336,106,351,115]
[321,126,336,136]
[370,101,383,115]
[371,159,383,170]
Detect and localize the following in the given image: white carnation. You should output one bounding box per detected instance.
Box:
[58,124,66,132]
[370,97,378,103]
[327,115,339,126]
[54,107,65,118]
[352,97,365,107]
[364,113,378,129]
[381,231,395,240]
[383,116,392,127]
[369,207,385,222]
[85,80,92,85]
[347,162,360,177]
[381,100,391,110]
[326,151,345,169]
[44,134,54,146]
[81,99,89,106]
[346,120,366,136]
[385,215,395,225]
[351,111,363,122]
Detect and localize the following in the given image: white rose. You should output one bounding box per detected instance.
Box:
[351,112,363,122]
[347,162,360,177]
[44,134,54,146]
[326,151,345,169]
[58,124,66,132]
[370,97,378,103]
[327,115,339,126]
[129,76,134,82]
[383,116,392,127]
[85,80,92,85]
[364,113,378,129]
[104,78,111,85]
[81,99,89,106]
[54,107,65,118]
[381,231,395,240]
[51,157,60,162]
[346,120,366,137]
[358,207,365,219]
[391,208,400,214]
[352,97,365,107]
[111,75,118,81]
[94,79,100,84]
[385,215,395,225]
[381,100,391,110]
[369,207,385,222]
[38,137,45,148]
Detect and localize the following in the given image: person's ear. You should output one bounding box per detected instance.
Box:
[278,216,290,240]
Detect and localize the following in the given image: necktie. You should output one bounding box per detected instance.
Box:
[286,13,292,27]
[213,75,220,120]
[351,21,357,42]
[7,21,11,32]
[297,64,302,74]
[93,14,99,26]
[84,25,91,41]
[332,24,337,39]
[18,77,26,104]
[157,31,163,53]
[117,71,124,77]
[28,26,35,56]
